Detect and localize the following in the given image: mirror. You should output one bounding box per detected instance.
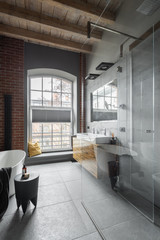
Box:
[91,79,117,121]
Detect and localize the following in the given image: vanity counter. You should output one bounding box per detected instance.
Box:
[73,134,114,178]
[97,144,137,157]
[73,134,137,179]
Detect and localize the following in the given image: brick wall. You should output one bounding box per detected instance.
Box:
[80,53,86,133]
[0,36,24,150]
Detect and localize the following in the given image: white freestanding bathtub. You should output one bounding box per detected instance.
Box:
[0,150,26,197]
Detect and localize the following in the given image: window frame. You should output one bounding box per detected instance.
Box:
[29,74,73,152]
[30,75,72,108]
[92,84,118,112]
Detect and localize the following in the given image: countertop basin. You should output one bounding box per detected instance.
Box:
[76,133,111,144]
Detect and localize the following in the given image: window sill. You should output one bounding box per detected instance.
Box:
[25,150,73,165]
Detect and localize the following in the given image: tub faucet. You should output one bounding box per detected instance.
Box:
[102,128,106,135]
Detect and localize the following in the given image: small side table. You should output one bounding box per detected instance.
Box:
[14,172,39,214]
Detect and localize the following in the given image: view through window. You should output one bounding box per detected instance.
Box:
[92,82,117,111]
[30,76,72,151]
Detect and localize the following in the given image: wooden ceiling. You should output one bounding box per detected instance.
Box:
[0,0,122,53]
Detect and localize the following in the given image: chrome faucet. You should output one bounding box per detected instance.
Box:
[92,127,96,134]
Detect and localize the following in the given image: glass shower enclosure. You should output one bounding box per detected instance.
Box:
[80,4,160,237]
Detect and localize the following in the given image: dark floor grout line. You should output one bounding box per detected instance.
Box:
[4,199,73,218]
[38,181,64,188]
[81,202,105,240]
[60,178,81,183]
[35,199,73,210]
[100,215,144,231]
[61,175,92,229]
[71,231,98,240]
[62,176,103,240]
[117,191,154,223]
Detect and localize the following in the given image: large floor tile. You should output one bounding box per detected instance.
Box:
[27,163,59,173]
[73,200,96,234]
[27,161,74,173]
[51,161,78,171]
[37,183,71,207]
[39,171,63,186]
[5,195,34,216]
[0,201,91,240]
[102,216,160,240]
[84,195,141,229]
[74,232,102,240]
[59,166,81,182]
[65,180,82,200]
[3,161,160,240]
[81,175,116,203]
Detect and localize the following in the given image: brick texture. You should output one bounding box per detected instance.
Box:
[79,53,86,133]
[0,36,24,150]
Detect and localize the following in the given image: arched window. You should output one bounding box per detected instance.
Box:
[29,75,73,152]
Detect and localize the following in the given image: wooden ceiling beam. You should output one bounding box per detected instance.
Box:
[42,0,116,24]
[0,2,102,41]
[0,23,92,53]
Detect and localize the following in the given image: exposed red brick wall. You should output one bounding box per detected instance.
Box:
[0,36,24,151]
[80,53,86,133]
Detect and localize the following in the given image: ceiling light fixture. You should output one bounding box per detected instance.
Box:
[96,62,114,71]
[85,74,100,80]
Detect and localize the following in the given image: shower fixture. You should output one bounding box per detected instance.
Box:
[119,104,126,109]
[87,21,140,40]
[117,66,122,72]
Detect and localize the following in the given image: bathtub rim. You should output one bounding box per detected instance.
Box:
[0,149,26,168]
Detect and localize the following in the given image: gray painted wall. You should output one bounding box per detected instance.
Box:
[24,43,80,76]
[24,43,80,153]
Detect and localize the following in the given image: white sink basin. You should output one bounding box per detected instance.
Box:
[76,133,111,144]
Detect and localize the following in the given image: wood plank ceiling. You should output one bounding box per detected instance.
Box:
[0,0,122,53]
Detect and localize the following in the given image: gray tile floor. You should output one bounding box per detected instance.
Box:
[1,161,160,240]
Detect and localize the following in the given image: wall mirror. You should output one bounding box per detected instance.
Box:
[91,79,117,121]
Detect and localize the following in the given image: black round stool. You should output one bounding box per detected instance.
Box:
[14,172,39,214]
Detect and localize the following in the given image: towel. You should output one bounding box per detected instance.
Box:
[0,168,12,220]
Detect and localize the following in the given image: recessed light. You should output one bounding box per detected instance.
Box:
[96,62,114,71]
[85,74,100,80]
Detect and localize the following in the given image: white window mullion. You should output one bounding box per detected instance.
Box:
[30,75,72,152]
[42,123,44,151]
[61,123,62,149]
[42,77,43,106]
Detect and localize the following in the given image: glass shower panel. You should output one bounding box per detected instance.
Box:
[118,27,154,221]
[80,3,120,239]
[79,2,157,238]
[153,27,160,226]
